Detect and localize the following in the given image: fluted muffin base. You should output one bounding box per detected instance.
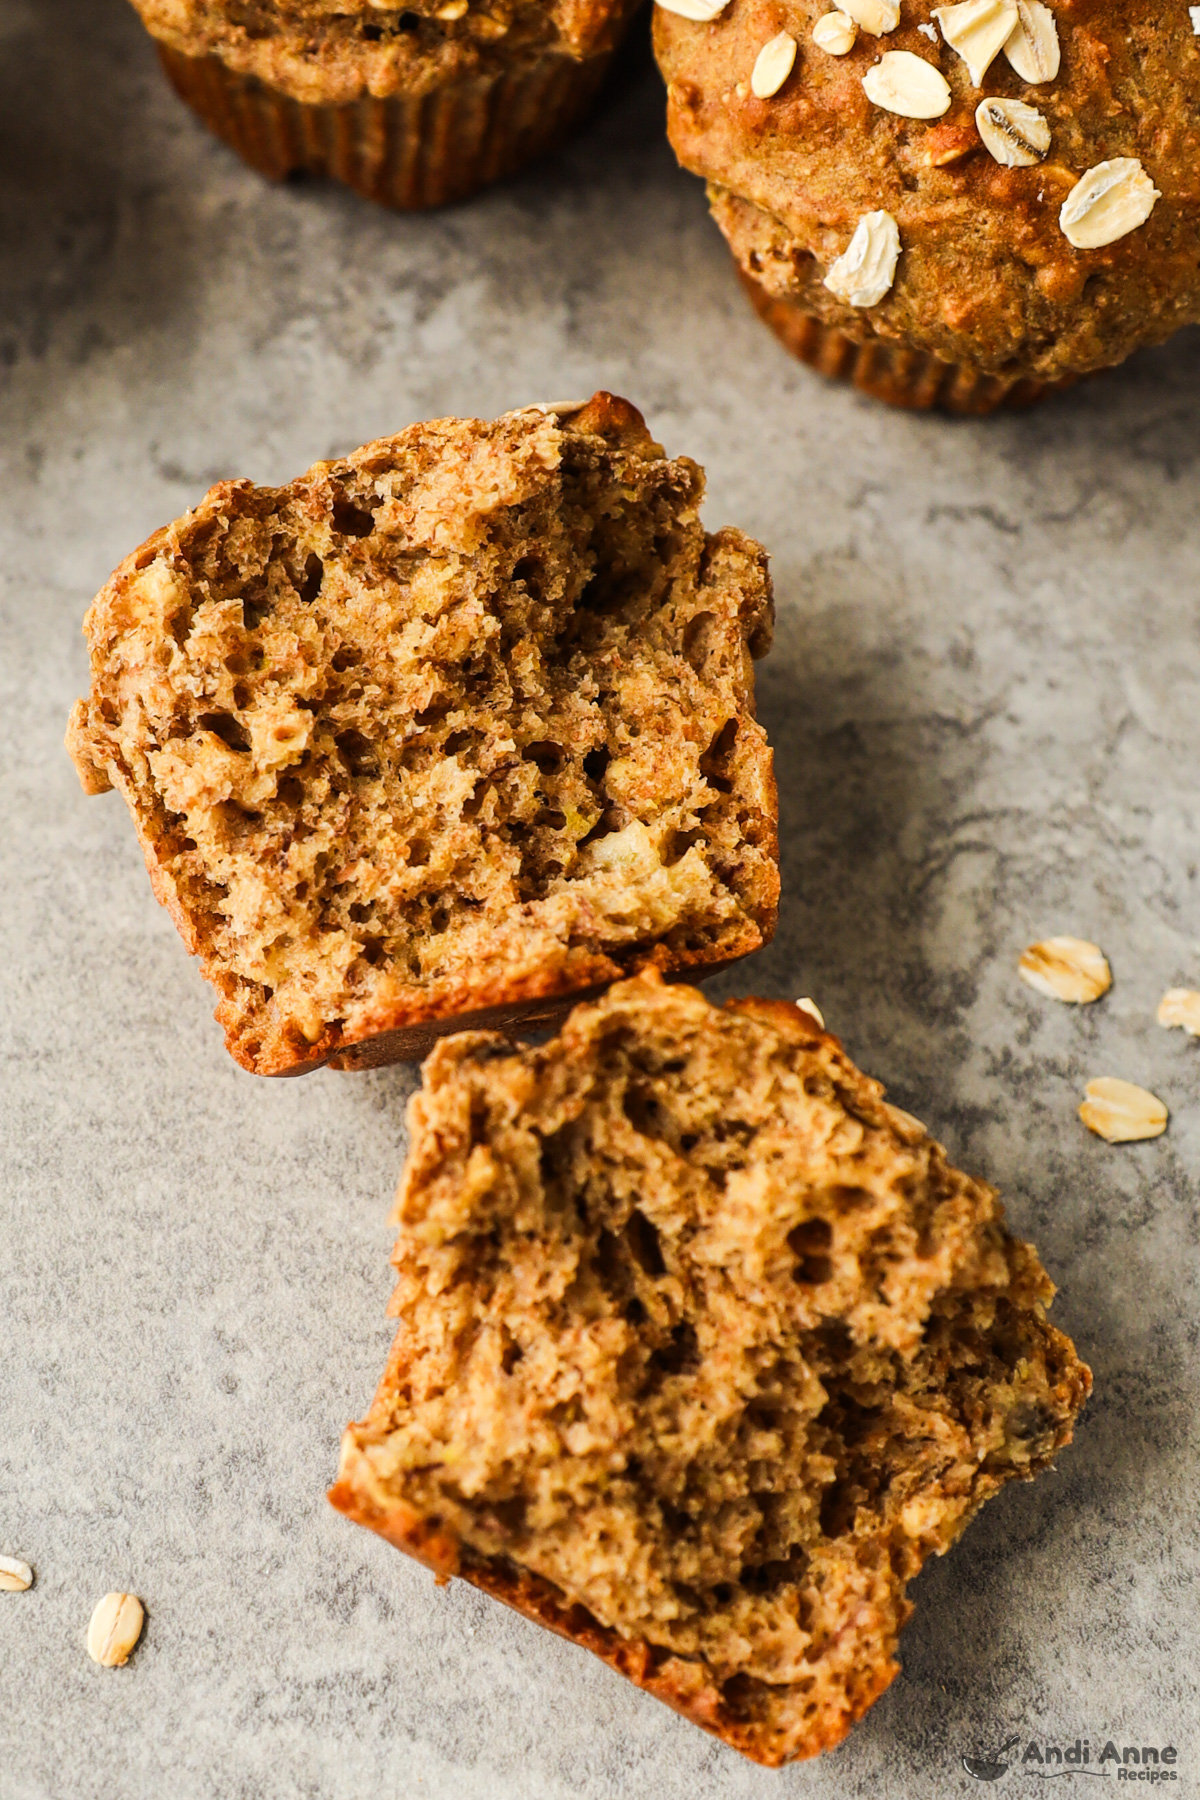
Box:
[739,270,1077,416]
[158,43,614,211]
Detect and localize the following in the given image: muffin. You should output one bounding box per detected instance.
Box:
[66,394,778,1076]
[129,0,641,208]
[654,0,1200,411]
[330,970,1091,1765]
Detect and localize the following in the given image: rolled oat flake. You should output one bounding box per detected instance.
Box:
[1003,0,1059,81]
[863,50,952,118]
[975,95,1050,166]
[0,1555,33,1592]
[654,0,731,20]
[751,30,798,97]
[87,1592,145,1667]
[812,10,858,52]
[1157,988,1200,1035]
[1079,1078,1168,1144]
[823,210,902,308]
[1060,158,1161,250]
[837,0,900,34]
[1018,936,1111,1004]
[934,0,1018,86]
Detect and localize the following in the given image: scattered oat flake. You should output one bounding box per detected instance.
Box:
[751,31,798,96]
[87,1593,145,1667]
[1157,988,1200,1036]
[1018,937,1111,1005]
[1079,1079,1167,1144]
[1190,4,1200,32]
[795,997,825,1027]
[0,1556,33,1592]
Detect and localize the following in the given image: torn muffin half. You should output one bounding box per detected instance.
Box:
[330,970,1091,1765]
[67,395,778,1075]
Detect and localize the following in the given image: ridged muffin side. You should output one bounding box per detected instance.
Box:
[129,0,641,206]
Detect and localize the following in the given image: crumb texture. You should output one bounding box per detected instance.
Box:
[130,0,640,102]
[333,973,1091,1765]
[69,396,777,1075]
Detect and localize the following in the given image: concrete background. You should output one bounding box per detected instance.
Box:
[1,1,1197,1794]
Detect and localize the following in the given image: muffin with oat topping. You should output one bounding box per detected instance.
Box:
[128,0,640,208]
[654,0,1200,411]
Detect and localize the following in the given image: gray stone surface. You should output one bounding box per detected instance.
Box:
[2,1,1198,1794]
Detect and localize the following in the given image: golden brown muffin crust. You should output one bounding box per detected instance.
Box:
[656,1,1200,380]
[132,0,640,101]
[68,397,778,1076]
[331,972,1091,1764]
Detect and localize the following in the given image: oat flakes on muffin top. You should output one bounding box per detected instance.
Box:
[655,1,1200,381]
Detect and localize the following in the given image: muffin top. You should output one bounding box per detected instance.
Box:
[655,1,1200,380]
[133,0,635,102]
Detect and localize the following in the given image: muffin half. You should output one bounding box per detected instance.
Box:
[67,395,777,1075]
[331,971,1091,1764]
[655,0,1200,411]
[130,0,641,208]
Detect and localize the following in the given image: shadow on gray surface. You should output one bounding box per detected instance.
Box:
[0,0,671,358]
[0,0,195,362]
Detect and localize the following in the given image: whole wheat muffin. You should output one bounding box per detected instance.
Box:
[654,0,1200,411]
[331,971,1090,1765]
[66,395,777,1077]
[129,0,641,207]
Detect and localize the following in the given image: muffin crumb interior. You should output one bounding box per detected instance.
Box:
[69,399,776,1073]
[335,974,1090,1763]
